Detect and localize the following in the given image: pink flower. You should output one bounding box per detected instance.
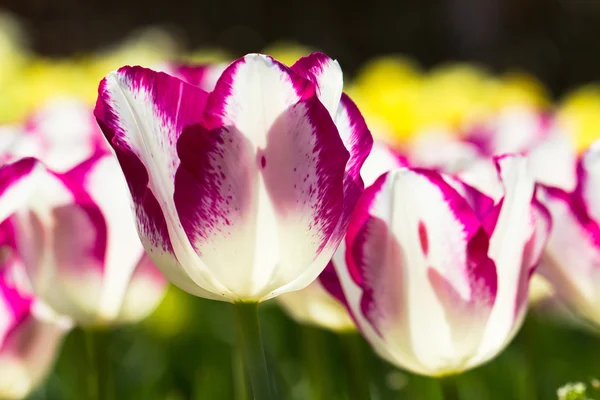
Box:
[0,155,69,399]
[538,143,600,326]
[328,155,550,375]
[7,100,168,326]
[94,53,372,302]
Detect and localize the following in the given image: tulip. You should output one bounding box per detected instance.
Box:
[328,155,550,376]
[8,100,168,327]
[94,52,371,303]
[95,52,372,399]
[0,276,70,400]
[0,156,70,399]
[278,141,405,332]
[537,143,600,326]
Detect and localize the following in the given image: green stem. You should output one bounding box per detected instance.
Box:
[84,329,113,400]
[302,326,331,400]
[340,332,371,400]
[233,302,274,400]
[233,343,252,400]
[440,376,459,400]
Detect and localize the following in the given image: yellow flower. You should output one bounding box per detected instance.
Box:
[558,84,600,153]
[348,56,423,144]
[491,71,549,111]
[417,63,493,131]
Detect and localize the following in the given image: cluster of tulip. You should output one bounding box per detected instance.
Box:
[2,14,600,400]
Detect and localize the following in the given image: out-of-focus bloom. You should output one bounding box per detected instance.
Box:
[558,85,600,153]
[95,52,372,302]
[407,106,578,193]
[7,100,168,326]
[0,60,98,124]
[417,63,493,130]
[329,155,550,376]
[0,27,177,125]
[537,143,600,326]
[0,276,70,400]
[277,142,405,331]
[347,56,423,144]
[0,156,70,399]
[487,72,549,111]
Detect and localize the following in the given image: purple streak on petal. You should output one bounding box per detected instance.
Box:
[52,203,107,276]
[174,123,256,252]
[513,198,551,319]
[0,277,33,348]
[290,52,335,86]
[482,200,503,236]
[262,96,348,253]
[202,55,315,130]
[171,64,209,87]
[458,180,497,222]
[416,168,481,240]
[0,158,38,197]
[334,94,374,242]
[318,261,349,308]
[95,68,209,253]
[427,228,496,353]
[344,172,389,287]
[465,228,498,307]
[545,183,600,249]
[418,221,429,256]
[352,215,406,337]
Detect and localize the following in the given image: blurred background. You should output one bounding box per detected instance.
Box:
[2,0,600,399]
[4,0,600,96]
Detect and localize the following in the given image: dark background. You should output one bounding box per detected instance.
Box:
[4,0,600,97]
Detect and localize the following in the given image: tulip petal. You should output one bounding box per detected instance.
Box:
[291,52,344,117]
[581,144,600,222]
[0,279,32,347]
[291,53,373,226]
[477,155,536,362]
[361,142,407,185]
[95,66,229,300]
[346,169,496,374]
[0,158,41,223]
[538,185,600,323]
[175,93,348,299]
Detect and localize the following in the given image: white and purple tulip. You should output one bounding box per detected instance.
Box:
[6,100,168,326]
[0,156,70,399]
[328,155,550,376]
[0,273,70,400]
[537,143,600,326]
[278,142,405,331]
[94,53,372,302]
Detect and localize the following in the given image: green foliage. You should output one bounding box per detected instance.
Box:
[25,287,600,400]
